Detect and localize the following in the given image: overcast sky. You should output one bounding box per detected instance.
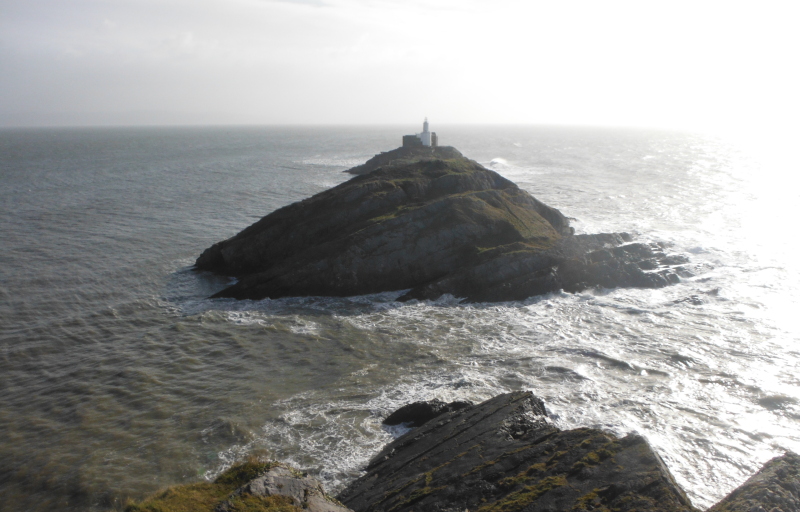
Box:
[1,0,798,133]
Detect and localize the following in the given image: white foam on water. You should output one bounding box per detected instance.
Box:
[194,264,800,508]
[298,157,369,168]
[224,311,269,327]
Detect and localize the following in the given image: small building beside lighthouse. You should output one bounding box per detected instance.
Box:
[402,118,438,148]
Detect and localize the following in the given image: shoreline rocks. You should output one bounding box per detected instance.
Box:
[339,393,800,512]
[338,392,698,512]
[124,392,800,512]
[195,147,691,302]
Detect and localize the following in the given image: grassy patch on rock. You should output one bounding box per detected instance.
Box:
[124,461,301,512]
[477,475,568,512]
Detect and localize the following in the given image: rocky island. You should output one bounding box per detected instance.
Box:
[195,145,691,302]
[126,392,800,512]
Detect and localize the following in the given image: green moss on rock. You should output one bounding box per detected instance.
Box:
[478,475,568,512]
[124,461,304,512]
[213,461,283,489]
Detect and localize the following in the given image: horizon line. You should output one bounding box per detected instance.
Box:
[0,121,707,133]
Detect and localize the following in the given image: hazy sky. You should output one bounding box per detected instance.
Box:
[1,0,798,133]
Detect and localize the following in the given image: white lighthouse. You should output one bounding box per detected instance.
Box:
[420,118,432,146]
[401,118,439,148]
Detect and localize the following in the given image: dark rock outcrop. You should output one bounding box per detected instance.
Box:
[398,234,689,302]
[338,391,698,512]
[382,399,473,428]
[196,147,688,302]
[707,452,800,512]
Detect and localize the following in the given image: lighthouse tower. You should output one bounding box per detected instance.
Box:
[401,118,438,148]
[420,117,432,147]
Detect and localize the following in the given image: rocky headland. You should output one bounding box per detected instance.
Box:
[344,145,466,176]
[195,146,692,302]
[125,392,800,512]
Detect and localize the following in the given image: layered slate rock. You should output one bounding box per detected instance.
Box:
[337,392,698,512]
[707,452,800,512]
[196,149,689,302]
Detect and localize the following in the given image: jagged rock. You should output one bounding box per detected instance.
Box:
[196,147,688,302]
[398,234,687,302]
[382,399,473,428]
[557,241,680,292]
[707,452,800,512]
[338,392,698,512]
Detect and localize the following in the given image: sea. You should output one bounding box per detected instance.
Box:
[1,125,799,511]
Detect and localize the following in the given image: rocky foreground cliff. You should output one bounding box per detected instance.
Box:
[195,147,692,302]
[126,392,800,512]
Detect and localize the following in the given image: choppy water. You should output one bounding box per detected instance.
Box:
[1,125,798,511]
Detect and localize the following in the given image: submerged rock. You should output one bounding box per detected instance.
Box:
[196,147,688,302]
[338,392,698,512]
